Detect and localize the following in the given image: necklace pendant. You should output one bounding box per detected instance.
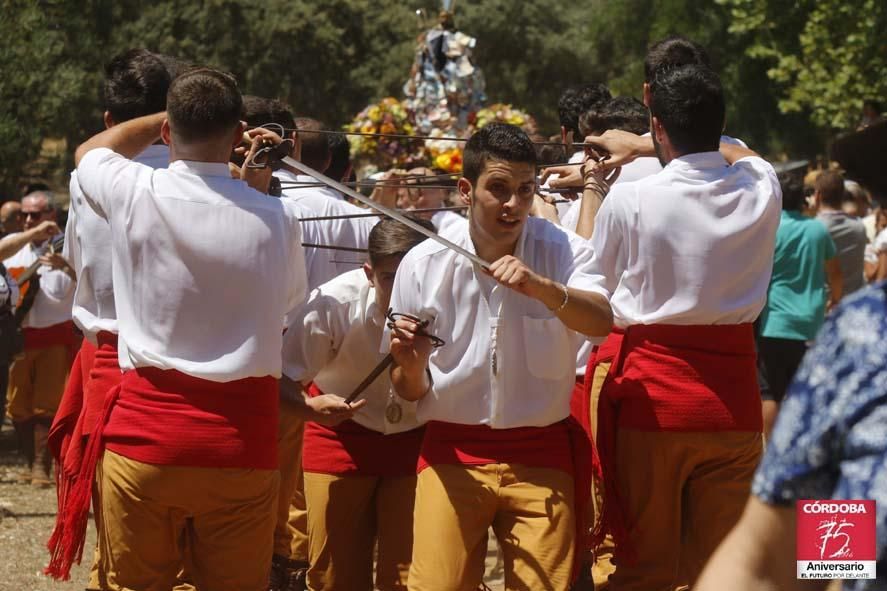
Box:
[385,399,403,424]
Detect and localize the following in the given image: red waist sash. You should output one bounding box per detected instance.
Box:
[587,323,762,566]
[48,337,96,464]
[82,332,120,437]
[104,368,278,469]
[24,320,76,350]
[302,382,424,477]
[46,366,277,581]
[417,419,596,582]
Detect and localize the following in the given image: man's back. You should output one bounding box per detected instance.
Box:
[78,149,306,380]
[590,152,781,326]
[817,211,868,294]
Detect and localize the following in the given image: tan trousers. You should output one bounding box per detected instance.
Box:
[6,344,68,421]
[609,429,762,591]
[98,450,278,591]
[408,462,575,591]
[276,399,308,560]
[304,471,416,590]
[587,360,616,589]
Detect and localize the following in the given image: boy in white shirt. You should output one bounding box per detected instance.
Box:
[282,216,435,591]
[387,123,613,590]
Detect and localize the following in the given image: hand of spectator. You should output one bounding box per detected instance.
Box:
[28,221,61,243]
[539,164,583,190]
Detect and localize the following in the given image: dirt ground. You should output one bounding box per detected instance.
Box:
[0,419,504,591]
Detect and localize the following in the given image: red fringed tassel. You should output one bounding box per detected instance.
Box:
[45,385,120,581]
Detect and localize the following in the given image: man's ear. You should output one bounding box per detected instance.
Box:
[457,178,472,205]
[643,82,652,107]
[651,115,665,143]
[362,262,374,286]
[230,121,247,149]
[103,111,115,130]
[160,119,172,146]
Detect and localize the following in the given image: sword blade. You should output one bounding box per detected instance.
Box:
[281,155,490,269]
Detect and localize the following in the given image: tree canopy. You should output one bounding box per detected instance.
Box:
[0,0,883,196]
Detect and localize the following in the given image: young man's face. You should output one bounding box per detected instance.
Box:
[364,256,402,311]
[459,158,536,249]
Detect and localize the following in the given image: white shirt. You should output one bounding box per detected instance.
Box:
[431,210,467,235]
[77,148,306,381]
[3,239,74,329]
[65,144,169,342]
[874,228,887,254]
[586,152,781,327]
[276,169,375,291]
[283,269,419,434]
[559,157,664,232]
[388,217,597,429]
[557,154,665,375]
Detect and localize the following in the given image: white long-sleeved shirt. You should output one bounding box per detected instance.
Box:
[3,239,74,329]
[388,217,597,429]
[65,144,169,342]
[276,169,375,291]
[586,152,781,327]
[77,148,306,381]
[283,269,419,434]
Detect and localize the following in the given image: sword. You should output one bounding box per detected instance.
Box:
[276,154,490,269]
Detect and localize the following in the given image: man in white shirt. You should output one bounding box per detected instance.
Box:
[56,68,308,591]
[387,123,613,590]
[48,48,179,590]
[283,217,435,591]
[273,116,378,291]
[581,64,780,590]
[396,166,467,235]
[4,190,75,487]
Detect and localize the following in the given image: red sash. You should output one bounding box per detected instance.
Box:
[302,382,424,477]
[587,323,762,565]
[46,366,277,581]
[417,419,596,582]
[24,320,76,350]
[48,338,96,464]
[82,333,121,436]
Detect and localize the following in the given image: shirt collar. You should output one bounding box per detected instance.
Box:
[665,151,728,173]
[135,144,170,164]
[168,159,233,178]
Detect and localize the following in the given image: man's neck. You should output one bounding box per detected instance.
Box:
[468,223,518,263]
[819,205,842,214]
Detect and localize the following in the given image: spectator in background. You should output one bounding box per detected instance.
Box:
[858,99,884,130]
[0,201,23,237]
[842,179,871,220]
[697,281,887,591]
[757,175,841,436]
[816,170,868,295]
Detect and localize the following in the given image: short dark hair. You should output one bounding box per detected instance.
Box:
[167,67,242,143]
[240,95,296,131]
[367,216,436,267]
[815,170,845,208]
[557,83,612,138]
[531,134,566,166]
[644,36,710,84]
[462,123,537,185]
[780,175,805,211]
[649,64,724,155]
[325,132,351,183]
[579,96,650,137]
[103,49,173,123]
[295,117,331,173]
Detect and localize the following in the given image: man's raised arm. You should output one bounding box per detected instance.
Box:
[75,112,166,166]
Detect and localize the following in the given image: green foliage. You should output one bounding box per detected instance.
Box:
[719,0,887,130]
[0,0,883,195]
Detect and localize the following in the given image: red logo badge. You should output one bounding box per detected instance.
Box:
[797,500,877,580]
